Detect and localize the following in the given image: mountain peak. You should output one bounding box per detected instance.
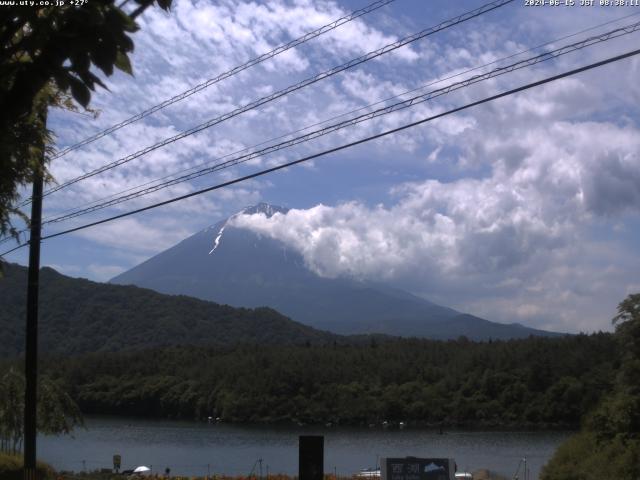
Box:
[208,203,288,254]
[241,202,289,218]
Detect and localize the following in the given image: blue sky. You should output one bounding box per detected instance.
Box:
[4,0,640,333]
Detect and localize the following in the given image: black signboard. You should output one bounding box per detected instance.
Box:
[382,457,454,480]
[299,435,324,480]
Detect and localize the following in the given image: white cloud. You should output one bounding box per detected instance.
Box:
[74,217,193,255]
[45,263,83,276]
[43,0,426,227]
[14,0,638,335]
[233,116,640,276]
[229,92,640,333]
[87,263,129,282]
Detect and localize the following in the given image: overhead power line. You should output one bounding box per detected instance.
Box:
[51,0,396,160]
[36,19,640,226]
[35,0,514,200]
[3,47,638,258]
[26,9,639,232]
[1,12,637,247]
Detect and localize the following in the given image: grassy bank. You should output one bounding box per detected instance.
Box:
[0,452,55,480]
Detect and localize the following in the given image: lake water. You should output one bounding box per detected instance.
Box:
[39,416,570,479]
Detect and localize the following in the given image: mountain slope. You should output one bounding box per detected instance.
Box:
[111,203,561,340]
[0,262,336,358]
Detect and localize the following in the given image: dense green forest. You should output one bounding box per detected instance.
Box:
[3,260,620,428]
[0,262,336,356]
[20,333,615,427]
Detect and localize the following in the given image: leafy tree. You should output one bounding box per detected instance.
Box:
[541,293,640,480]
[540,432,640,480]
[612,293,640,395]
[0,368,82,454]
[588,294,640,443]
[0,0,172,239]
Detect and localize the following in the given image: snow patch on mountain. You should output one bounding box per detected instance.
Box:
[209,224,226,254]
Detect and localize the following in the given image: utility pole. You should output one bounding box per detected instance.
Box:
[24,107,46,480]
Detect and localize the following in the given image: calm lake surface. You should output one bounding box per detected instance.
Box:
[39,416,571,480]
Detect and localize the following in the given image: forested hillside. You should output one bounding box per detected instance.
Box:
[1,260,623,431]
[0,262,335,356]
[37,333,616,427]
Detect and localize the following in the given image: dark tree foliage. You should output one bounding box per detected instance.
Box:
[32,333,617,428]
[0,0,172,239]
[541,294,640,480]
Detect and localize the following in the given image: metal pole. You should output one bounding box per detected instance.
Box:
[23,151,44,480]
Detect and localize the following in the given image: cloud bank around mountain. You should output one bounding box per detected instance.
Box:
[231,68,640,333]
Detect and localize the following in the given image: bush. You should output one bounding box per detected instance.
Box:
[0,452,55,480]
[540,432,640,480]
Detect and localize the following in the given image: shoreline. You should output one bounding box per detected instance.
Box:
[77,413,579,432]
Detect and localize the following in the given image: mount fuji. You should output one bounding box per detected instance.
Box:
[110,203,561,340]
